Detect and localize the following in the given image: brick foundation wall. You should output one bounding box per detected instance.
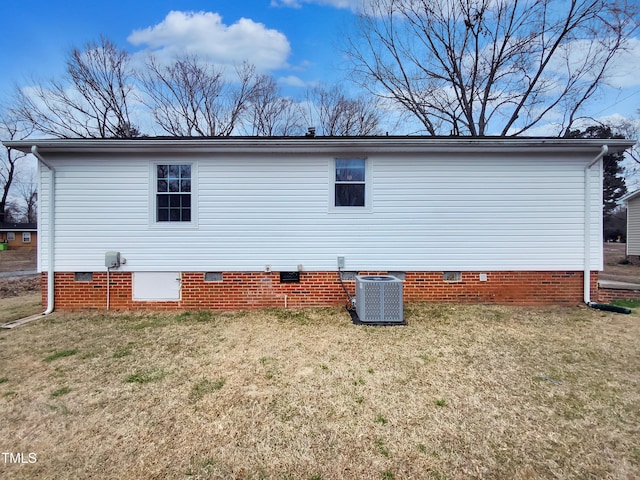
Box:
[597,287,640,303]
[42,270,598,311]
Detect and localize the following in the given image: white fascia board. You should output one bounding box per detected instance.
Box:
[621,189,640,203]
[3,137,636,157]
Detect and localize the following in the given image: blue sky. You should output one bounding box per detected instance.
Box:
[1,0,639,131]
[0,0,358,98]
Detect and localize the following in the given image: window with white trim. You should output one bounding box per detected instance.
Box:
[7,232,15,241]
[334,158,366,207]
[155,164,192,222]
[22,232,31,243]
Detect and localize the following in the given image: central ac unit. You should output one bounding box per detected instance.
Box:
[355,275,404,323]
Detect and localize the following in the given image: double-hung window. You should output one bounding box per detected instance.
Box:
[334,158,367,207]
[156,164,192,222]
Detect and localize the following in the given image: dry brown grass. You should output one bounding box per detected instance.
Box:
[602,243,640,283]
[0,293,42,323]
[0,249,37,272]
[1,304,639,479]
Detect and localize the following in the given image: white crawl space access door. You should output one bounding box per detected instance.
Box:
[133,272,181,301]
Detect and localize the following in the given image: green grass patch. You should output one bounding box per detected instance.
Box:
[265,308,312,325]
[259,356,279,380]
[51,386,70,398]
[176,310,215,323]
[124,368,167,384]
[611,299,640,309]
[0,377,8,384]
[189,378,226,402]
[44,349,78,362]
[374,438,390,457]
[113,346,133,358]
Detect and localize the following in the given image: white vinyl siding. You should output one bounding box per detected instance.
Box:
[38,150,603,273]
[627,195,640,256]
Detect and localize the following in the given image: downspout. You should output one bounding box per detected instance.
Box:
[31,146,55,315]
[584,145,607,306]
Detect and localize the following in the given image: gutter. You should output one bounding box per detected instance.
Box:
[583,145,607,306]
[4,137,636,156]
[31,146,55,315]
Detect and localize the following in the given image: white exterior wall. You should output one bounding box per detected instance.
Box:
[627,195,640,256]
[38,150,603,273]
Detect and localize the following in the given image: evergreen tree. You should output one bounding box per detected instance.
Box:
[567,126,628,240]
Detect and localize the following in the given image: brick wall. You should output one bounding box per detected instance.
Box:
[1,232,37,250]
[42,270,598,311]
[403,271,598,306]
[597,287,640,303]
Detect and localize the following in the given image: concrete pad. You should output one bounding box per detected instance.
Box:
[598,279,640,291]
[1,313,44,329]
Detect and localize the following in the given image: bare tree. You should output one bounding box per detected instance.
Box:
[305,85,382,136]
[2,201,23,223]
[14,170,38,224]
[245,75,305,136]
[0,112,33,223]
[345,0,640,136]
[138,55,263,136]
[11,36,138,138]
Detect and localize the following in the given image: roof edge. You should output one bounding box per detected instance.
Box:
[622,189,640,203]
[3,136,636,155]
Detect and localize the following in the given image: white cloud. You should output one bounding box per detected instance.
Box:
[278,75,315,88]
[545,37,640,90]
[127,11,291,72]
[604,38,640,89]
[271,0,364,12]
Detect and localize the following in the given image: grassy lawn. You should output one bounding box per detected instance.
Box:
[0,293,42,324]
[1,304,639,479]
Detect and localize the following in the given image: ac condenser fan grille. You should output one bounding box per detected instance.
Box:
[355,275,404,323]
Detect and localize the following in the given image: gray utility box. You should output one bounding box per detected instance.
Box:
[105,251,121,269]
[355,275,403,323]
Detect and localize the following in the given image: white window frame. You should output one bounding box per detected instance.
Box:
[149,162,198,229]
[7,232,15,241]
[329,158,372,213]
[22,232,31,243]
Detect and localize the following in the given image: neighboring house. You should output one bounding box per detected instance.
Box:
[0,222,37,251]
[623,189,640,259]
[4,136,635,311]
